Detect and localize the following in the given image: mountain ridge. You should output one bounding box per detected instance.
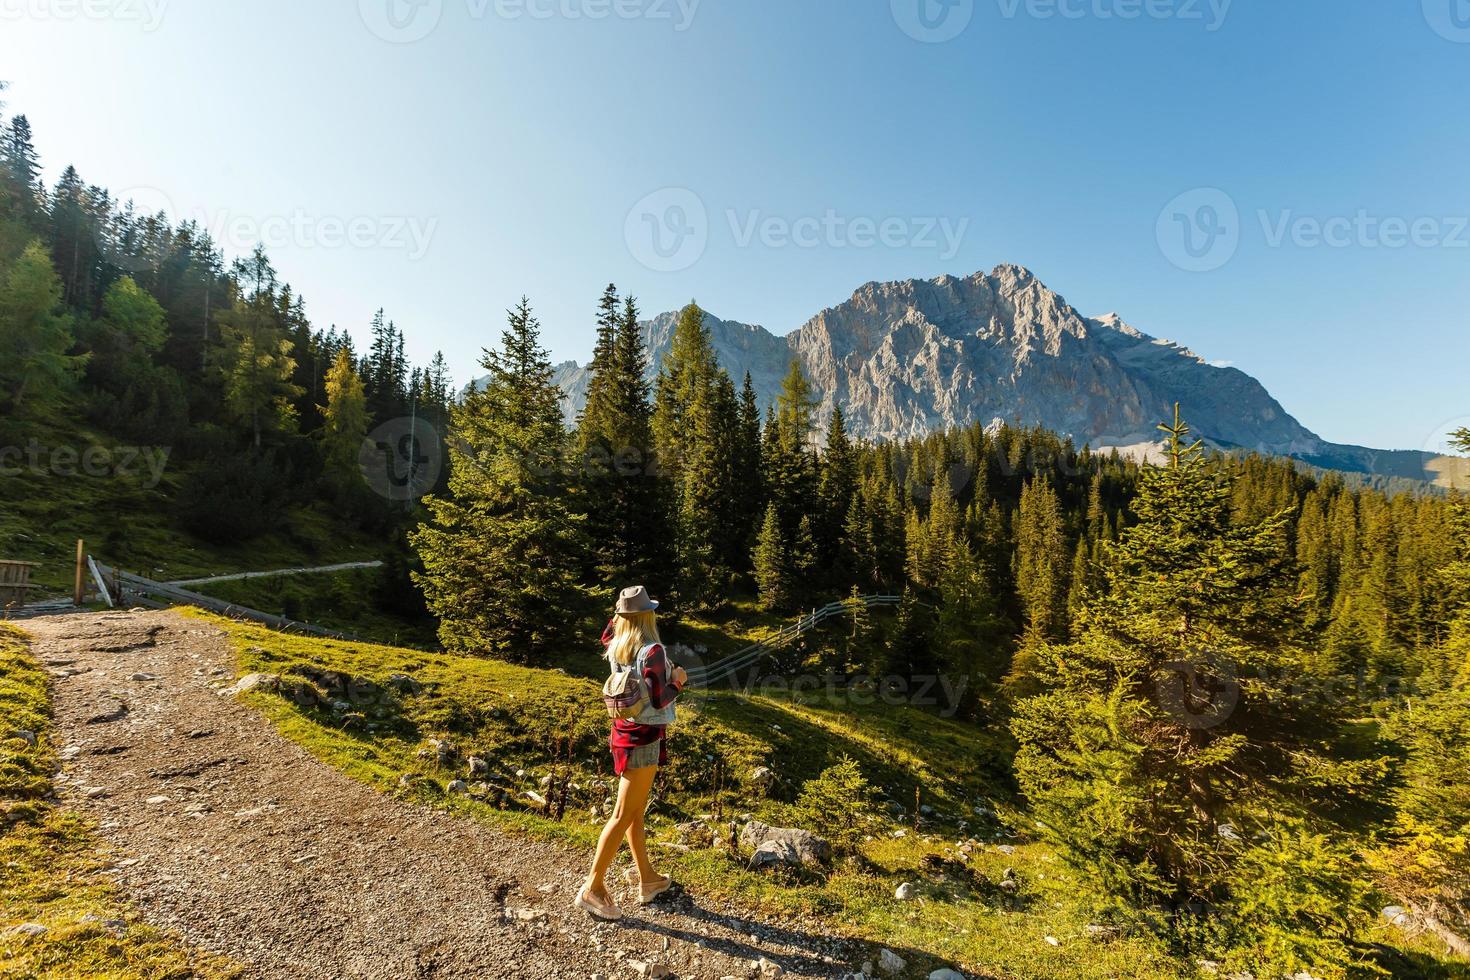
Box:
[492,266,1458,487]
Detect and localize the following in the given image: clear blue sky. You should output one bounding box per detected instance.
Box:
[2,0,1467,451]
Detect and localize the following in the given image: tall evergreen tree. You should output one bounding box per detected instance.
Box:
[319,348,368,498]
[753,502,790,611]
[412,298,588,661]
[1012,407,1353,922]
[214,251,301,448]
[0,242,83,419]
[1014,477,1068,641]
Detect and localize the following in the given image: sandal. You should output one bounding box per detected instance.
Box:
[573,887,622,921]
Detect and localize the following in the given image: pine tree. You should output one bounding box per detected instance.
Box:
[732,371,765,560]
[576,291,672,593]
[818,406,858,571]
[1014,477,1068,640]
[1,114,42,228]
[411,298,589,661]
[320,348,368,496]
[577,283,622,451]
[0,242,83,418]
[753,502,789,611]
[651,302,740,608]
[1012,407,1349,918]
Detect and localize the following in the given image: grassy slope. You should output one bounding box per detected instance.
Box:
[189,568,439,649]
[0,421,381,597]
[0,623,237,978]
[198,610,1205,980]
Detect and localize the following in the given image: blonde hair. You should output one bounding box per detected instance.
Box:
[607,610,660,666]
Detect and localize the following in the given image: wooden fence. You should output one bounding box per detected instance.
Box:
[87,559,362,642]
[687,594,901,688]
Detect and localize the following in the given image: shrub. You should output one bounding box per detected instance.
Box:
[1219,826,1376,979]
[792,756,876,855]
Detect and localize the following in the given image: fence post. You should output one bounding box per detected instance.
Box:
[73,539,84,606]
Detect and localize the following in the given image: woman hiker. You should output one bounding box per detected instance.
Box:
[575,585,687,921]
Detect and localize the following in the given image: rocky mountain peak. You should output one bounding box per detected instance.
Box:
[475,266,1437,483]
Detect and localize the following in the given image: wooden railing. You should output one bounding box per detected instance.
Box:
[686,594,901,688]
[88,559,362,642]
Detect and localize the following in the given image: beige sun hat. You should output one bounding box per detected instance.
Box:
[614,585,659,616]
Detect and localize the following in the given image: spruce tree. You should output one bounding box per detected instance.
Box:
[1012,407,1351,918]
[650,301,741,608]
[818,406,858,571]
[753,502,789,611]
[1014,476,1068,640]
[0,242,82,419]
[319,348,368,498]
[412,298,589,661]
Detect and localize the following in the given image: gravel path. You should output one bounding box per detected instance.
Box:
[26,610,862,979]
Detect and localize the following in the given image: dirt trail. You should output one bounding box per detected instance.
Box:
[25,610,858,979]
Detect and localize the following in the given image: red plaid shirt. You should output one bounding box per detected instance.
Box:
[603,620,682,749]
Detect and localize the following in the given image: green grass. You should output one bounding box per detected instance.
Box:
[0,623,237,978]
[0,421,382,598]
[189,568,439,648]
[196,609,1211,979]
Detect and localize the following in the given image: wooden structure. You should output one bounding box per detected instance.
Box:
[0,560,40,611]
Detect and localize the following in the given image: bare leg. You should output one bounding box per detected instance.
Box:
[624,783,660,883]
[586,764,657,900]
